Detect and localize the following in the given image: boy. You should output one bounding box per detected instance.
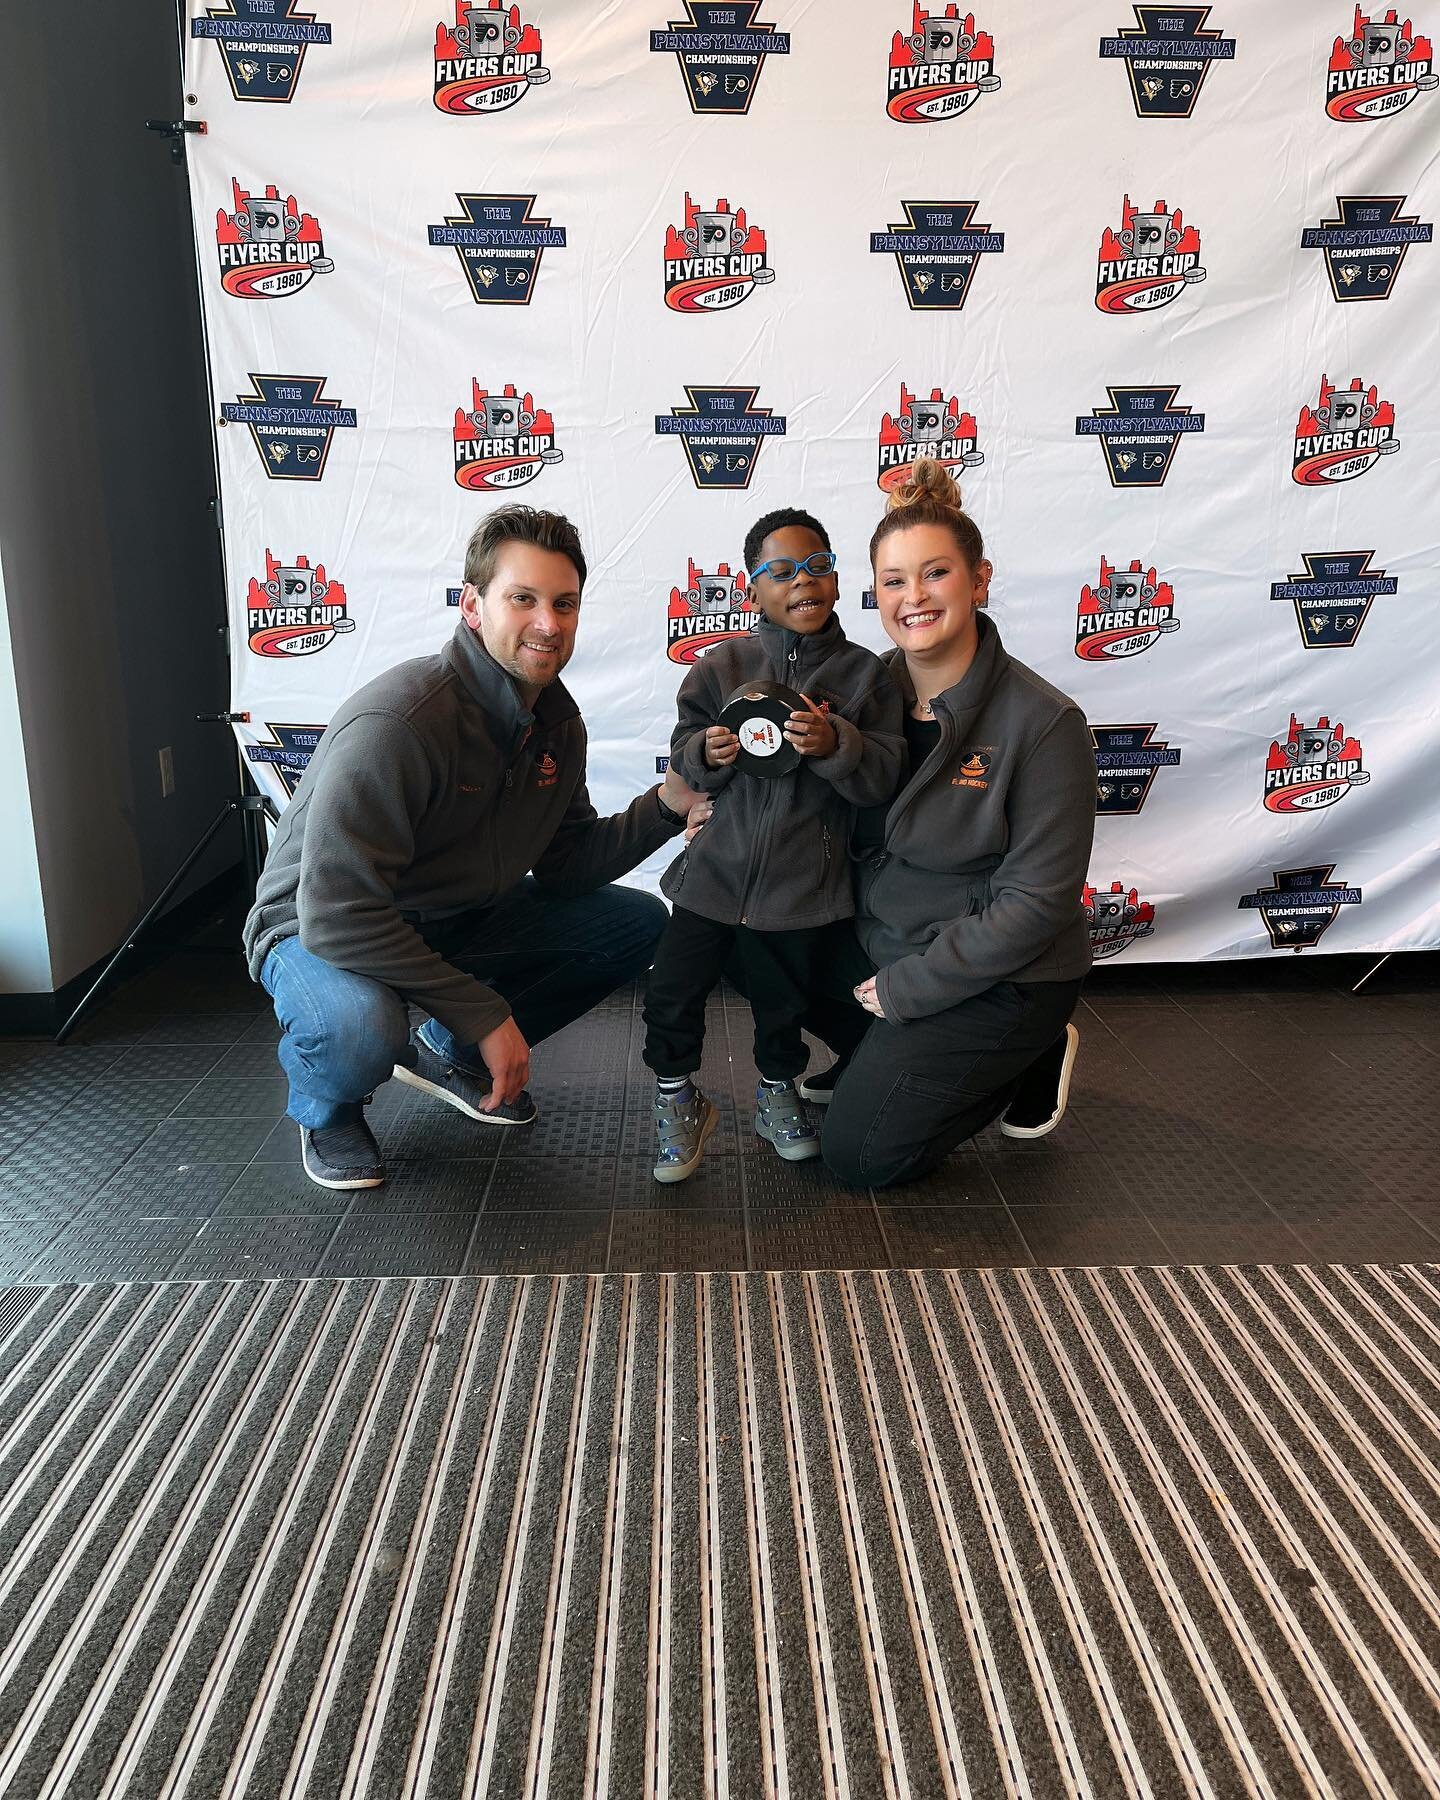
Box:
[643,508,904,1181]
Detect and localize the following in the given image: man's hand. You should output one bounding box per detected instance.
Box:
[661,764,709,815]
[854,975,887,1019]
[785,694,839,758]
[684,797,713,844]
[479,1016,530,1109]
[701,725,740,770]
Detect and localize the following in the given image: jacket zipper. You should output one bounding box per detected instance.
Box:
[737,777,781,925]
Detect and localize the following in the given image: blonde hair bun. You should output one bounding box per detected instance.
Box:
[884,455,962,516]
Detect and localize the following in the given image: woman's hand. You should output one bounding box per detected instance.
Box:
[854,976,887,1019]
[703,725,740,768]
[785,694,838,758]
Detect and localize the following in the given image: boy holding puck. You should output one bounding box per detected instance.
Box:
[642,509,903,1182]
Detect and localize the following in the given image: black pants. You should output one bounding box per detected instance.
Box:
[744,920,1084,1189]
[643,908,822,1081]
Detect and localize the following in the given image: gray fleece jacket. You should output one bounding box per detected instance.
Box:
[857,614,1096,1023]
[662,613,903,930]
[242,622,684,1043]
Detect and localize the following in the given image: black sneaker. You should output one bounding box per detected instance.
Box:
[301,1117,385,1190]
[999,1024,1080,1139]
[392,1031,537,1126]
[797,1062,846,1105]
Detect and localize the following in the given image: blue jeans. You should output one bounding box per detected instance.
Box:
[260,878,668,1129]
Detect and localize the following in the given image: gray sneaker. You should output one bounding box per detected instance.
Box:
[754,1080,821,1162]
[301,1116,385,1191]
[652,1085,719,1184]
[392,1029,537,1126]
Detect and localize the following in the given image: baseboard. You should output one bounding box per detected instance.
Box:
[0,861,247,1038]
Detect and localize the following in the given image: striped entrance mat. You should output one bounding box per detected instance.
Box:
[1,1267,1439,1798]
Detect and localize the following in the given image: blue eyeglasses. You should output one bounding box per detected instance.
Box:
[748,551,838,584]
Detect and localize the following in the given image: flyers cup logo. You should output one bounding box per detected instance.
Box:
[1091,724,1181,815]
[887,5,1000,122]
[1269,551,1398,649]
[663,194,774,313]
[650,3,790,115]
[1076,385,1204,488]
[221,375,356,482]
[1083,881,1156,959]
[453,382,563,490]
[1099,6,1235,118]
[667,559,755,662]
[192,1,331,104]
[245,723,325,799]
[1301,195,1434,301]
[1264,714,1370,813]
[1327,7,1435,118]
[433,3,549,113]
[878,384,982,491]
[427,193,566,305]
[655,386,786,490]
[870,201,1004,310]
[1076,558,1178,661]
[1238,865,1363,951]
[1293,375,1398,485]
[246,553,353,658]
[216,179,332,298]
[1096,196,1205,314]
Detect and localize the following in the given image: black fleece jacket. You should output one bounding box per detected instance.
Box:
[243,622,684,1043]
[662,613,904,930]
[856,614,1096,1022]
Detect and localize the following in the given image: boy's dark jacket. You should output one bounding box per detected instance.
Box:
[243,622,683,1044]
[856,612,1097,1024]
[663,613,903,930]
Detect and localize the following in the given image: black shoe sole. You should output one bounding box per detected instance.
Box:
[999,1024,1080,1139]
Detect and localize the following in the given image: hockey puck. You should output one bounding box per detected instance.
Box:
[718,681,804,778]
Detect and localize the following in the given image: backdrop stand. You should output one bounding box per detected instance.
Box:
[1351,955,1392,996]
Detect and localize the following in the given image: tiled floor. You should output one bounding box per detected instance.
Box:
[1,905,1436,1280]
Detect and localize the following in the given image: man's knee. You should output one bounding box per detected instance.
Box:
[280,973,410,1092]
[597,887,669,971]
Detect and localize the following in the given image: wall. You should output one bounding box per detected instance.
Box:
[0,2,239,1005]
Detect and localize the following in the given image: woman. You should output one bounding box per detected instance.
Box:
[798,457,1096,1188]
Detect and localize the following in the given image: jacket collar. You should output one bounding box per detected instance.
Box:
[443,620,580,751]
[754,609,844,678]
[885,610,1008,726]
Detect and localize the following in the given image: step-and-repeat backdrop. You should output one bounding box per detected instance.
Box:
[182,1,1439,962]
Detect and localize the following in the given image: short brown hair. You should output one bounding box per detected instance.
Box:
[869,456,985,571]
[464,504,587,594]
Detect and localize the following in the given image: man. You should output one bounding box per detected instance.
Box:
[243,504,705,1191]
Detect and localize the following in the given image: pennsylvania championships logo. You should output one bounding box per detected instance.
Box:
[1075,558,1178,661]
[1302,195,1434,301]
[433,3,549,113]
[1238,866,1363,950]
[1269,551,1398,648]
[1326,7,1435,119]
[1096,196,1205,314]
[453,381,563,490]
[1083,880,1156,959]
[1293,375,1398,485]
[1091,724,1182,815]
[246,552,353,658]
[879,384,982,491]
[887,6,1000,122]
[215,178,333,299]
[1076,385,1205,487]
[221,375,356,481]
[667,559,755,662]
[1264,714,1369,813]
[870,201,1004,310]
[650,4,790,114]
[427,194,566,304]
[245,723,325,798]
[656,386,787,489]
[192,1,331,103]
[663,194,774,313]
[1099,6,1235,117]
